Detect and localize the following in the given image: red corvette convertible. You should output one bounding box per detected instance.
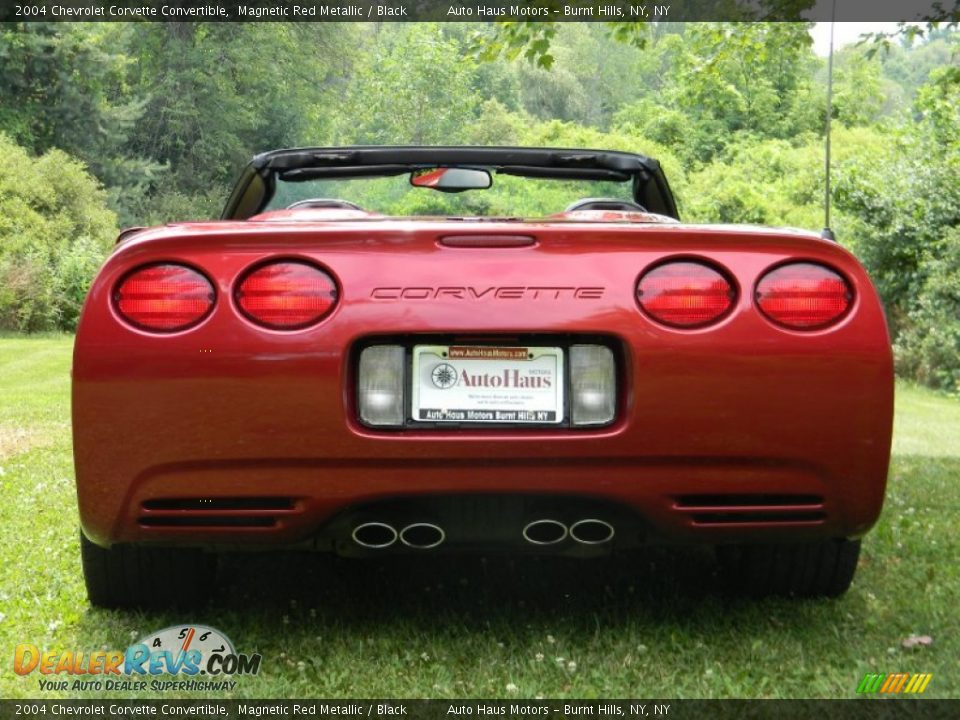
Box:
[72,147,893,607]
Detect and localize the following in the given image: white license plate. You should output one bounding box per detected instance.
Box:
[411,345,565,424]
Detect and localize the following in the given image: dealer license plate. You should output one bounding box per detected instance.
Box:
[411,345,565,424]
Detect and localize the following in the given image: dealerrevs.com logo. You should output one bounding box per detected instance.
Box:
[14,625,261,692]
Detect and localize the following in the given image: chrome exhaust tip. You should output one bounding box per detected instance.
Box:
[522,519,568,546]
[399,522,445,549]
[569,519,615,545]
[351,522,398,549]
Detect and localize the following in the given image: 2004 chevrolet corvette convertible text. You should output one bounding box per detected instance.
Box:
[72,146,893,607]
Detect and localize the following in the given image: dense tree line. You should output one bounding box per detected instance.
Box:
[0,22,957,391]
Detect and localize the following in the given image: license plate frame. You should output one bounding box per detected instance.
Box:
[411,345,565,425]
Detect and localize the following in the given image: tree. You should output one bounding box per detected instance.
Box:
[330,24,480,145]
[0,23,162,218]
[611,23,820,163]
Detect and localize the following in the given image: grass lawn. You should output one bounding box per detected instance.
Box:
[1,334,957,699]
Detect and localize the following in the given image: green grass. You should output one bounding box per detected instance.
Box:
[1,335,958,699]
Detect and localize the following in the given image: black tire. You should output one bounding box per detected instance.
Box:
[80,531,216,609]
[717,538,861,598]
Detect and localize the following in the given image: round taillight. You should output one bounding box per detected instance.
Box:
[637,261,736,328]
[235,260,338,329]
[756,262,853,330]
[114,263,215,332]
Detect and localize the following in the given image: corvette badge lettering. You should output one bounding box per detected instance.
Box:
[370,286,605,300]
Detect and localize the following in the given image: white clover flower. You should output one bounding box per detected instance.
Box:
[420,652,430,662]
[546,634,556,644]
[535,653,544,662]
[567,661,577,672]
[506,683,519,693]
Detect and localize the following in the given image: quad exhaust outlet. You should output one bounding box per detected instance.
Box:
[569,518,615,545]
[353,518,614,549]
[522,519,568,545]
[351,522,398,549]
[522,518,615,545]
[399,522,446,549]
[352,522,446,549]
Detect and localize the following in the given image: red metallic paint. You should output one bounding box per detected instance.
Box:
[72,216,893,549]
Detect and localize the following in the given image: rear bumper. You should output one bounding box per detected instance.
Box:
[100,457,860,551]
[74,331,892,549]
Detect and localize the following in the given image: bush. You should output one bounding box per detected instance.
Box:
[0,134,116,331]
[895,228,960,393]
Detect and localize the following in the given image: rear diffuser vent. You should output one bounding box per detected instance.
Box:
[674,494,826,526]
[139,496,299,529]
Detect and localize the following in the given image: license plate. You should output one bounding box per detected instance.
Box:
[411,345,565,424]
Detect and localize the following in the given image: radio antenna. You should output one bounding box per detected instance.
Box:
[822,0,838,242]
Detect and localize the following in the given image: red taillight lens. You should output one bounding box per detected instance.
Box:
[235,260,338,329]
[637,261,735,328]
[756,262,853,329]
[114,264,215,332]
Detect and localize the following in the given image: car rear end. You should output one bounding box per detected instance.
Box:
[72,219,893,605]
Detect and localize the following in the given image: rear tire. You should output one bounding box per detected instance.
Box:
[80,531,216,609]
[717,538,861,598]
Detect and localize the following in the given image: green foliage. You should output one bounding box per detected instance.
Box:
[470,19,562,69]
[121,24,349,219]
[895,229,960,393]
[831,47,890,127]
[610,24,821,163]
[0,23,165,221]
[331,24,479,145]
[683,126,889,229]
[836,68,960,323]
[122,189,224,227]
[0,135,116,332]
[877,29,959,100]
[0,23,351,226]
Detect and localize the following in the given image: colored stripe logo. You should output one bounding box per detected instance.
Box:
[857,672,933,694]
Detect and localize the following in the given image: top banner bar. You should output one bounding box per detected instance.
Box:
[2,0,959,22]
